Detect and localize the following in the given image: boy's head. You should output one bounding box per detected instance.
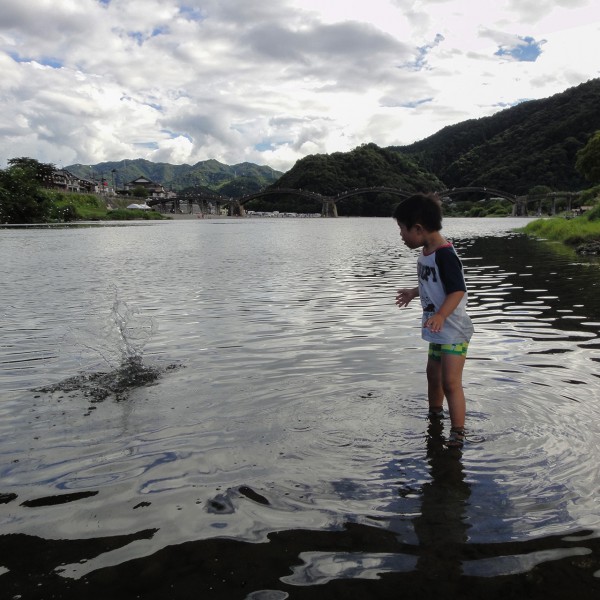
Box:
[393,193,442,232]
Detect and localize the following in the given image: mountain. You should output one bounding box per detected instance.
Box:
[393,78,600,194]
[257,143,444,216]
[65,158,282,193]
[272,142,443,193]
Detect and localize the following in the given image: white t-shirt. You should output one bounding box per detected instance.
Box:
[417,243,474,344]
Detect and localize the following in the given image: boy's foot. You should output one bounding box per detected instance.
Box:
[446,427,465,449]
[427,407,444,420]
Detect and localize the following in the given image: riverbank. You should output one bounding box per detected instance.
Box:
[44,191,170,222]
[521,204,600,254]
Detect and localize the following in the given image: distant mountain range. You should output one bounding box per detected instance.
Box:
[65,158,283,196]
[67,78,600,209]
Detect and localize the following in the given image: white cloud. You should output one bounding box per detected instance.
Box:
[0,0,598,172]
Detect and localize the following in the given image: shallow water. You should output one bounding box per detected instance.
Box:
[0,217,599,598]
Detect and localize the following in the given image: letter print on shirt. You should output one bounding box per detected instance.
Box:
[419,263,438,283]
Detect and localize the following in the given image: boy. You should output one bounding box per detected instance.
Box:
[394,193,474,448]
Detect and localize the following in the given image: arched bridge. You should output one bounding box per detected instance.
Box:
[437,187,517,202]
[147,185,574,217]
[148,187,418,217]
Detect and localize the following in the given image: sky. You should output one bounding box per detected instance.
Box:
[1,0,599,173]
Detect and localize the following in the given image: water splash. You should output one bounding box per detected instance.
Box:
[36,291,179,402]
[111,290,156,362]
[36,356,167,402]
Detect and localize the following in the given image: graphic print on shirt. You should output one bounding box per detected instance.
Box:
[418,263,438,283]
[421,292,435,314]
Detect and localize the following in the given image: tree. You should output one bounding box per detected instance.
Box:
[0,158,55,223]
[132,186,149,198]
[528,185,553,196]
[575,131,600,184]
[8,157,56,187]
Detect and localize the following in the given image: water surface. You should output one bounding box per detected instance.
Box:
[1,218,599,598]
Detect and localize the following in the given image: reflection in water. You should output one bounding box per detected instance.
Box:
[414,423,470,586]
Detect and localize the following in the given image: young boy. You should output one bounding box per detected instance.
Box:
[394,193,474,448]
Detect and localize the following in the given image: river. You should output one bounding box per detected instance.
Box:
[0,217,599,599]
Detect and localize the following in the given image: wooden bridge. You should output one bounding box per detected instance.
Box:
[147,186,579,217]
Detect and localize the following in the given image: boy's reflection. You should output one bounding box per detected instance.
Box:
[413,421,471,584]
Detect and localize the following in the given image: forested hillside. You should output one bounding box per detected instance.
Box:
[253,143,443,216]
[395,78,600,194]
[273,143,442,192]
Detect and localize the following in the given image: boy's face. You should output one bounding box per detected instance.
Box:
[398,223,423,249]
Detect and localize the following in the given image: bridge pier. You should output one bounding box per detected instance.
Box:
[513,197,528,216]
[321,199,338,218]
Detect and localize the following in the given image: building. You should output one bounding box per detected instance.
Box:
[123,176,167,198]
[51,169,96,194]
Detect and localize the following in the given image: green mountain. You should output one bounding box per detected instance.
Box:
[255,143,444,216]
[65,158,282,193]
[394,78,600,195]
[272,142,443,193]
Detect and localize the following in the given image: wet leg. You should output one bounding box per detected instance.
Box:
[440,354,466,429]
[426,357,444,413]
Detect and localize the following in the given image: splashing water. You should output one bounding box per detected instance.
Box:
[36,291,178,402]
[111,290,157,363]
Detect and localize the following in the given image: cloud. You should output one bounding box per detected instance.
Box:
[0,0,599,172]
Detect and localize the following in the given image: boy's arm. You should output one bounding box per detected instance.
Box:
[424,290,464,333]
[396,286,419,308]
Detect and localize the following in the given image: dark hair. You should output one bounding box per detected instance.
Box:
[393,193,442,231]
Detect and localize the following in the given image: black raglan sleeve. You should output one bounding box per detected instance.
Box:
[435,247,467,294]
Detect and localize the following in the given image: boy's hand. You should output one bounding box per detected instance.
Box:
[424,313,445,333]
[396,288,418,308]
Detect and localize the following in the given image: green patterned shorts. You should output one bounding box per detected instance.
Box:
[428,342,469,361]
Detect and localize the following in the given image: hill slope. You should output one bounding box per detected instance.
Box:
[394,78,600,194]
[273,142,443,193]
[257,143,444,216]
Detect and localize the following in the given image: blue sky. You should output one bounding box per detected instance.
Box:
[495,36,546,61]
[0,0,598,171]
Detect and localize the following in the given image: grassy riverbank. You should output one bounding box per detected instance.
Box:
[46,191,168,221]
[521,204,600,250]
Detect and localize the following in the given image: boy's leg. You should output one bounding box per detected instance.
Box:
[426,355,444,412]
[440,353,466,429]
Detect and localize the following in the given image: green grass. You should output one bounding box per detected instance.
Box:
[44,191,168,221]
[521,204,600,246]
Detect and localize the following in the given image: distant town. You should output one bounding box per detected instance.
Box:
[50,170,170,200]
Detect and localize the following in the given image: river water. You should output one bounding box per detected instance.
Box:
[0,217,599,599]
